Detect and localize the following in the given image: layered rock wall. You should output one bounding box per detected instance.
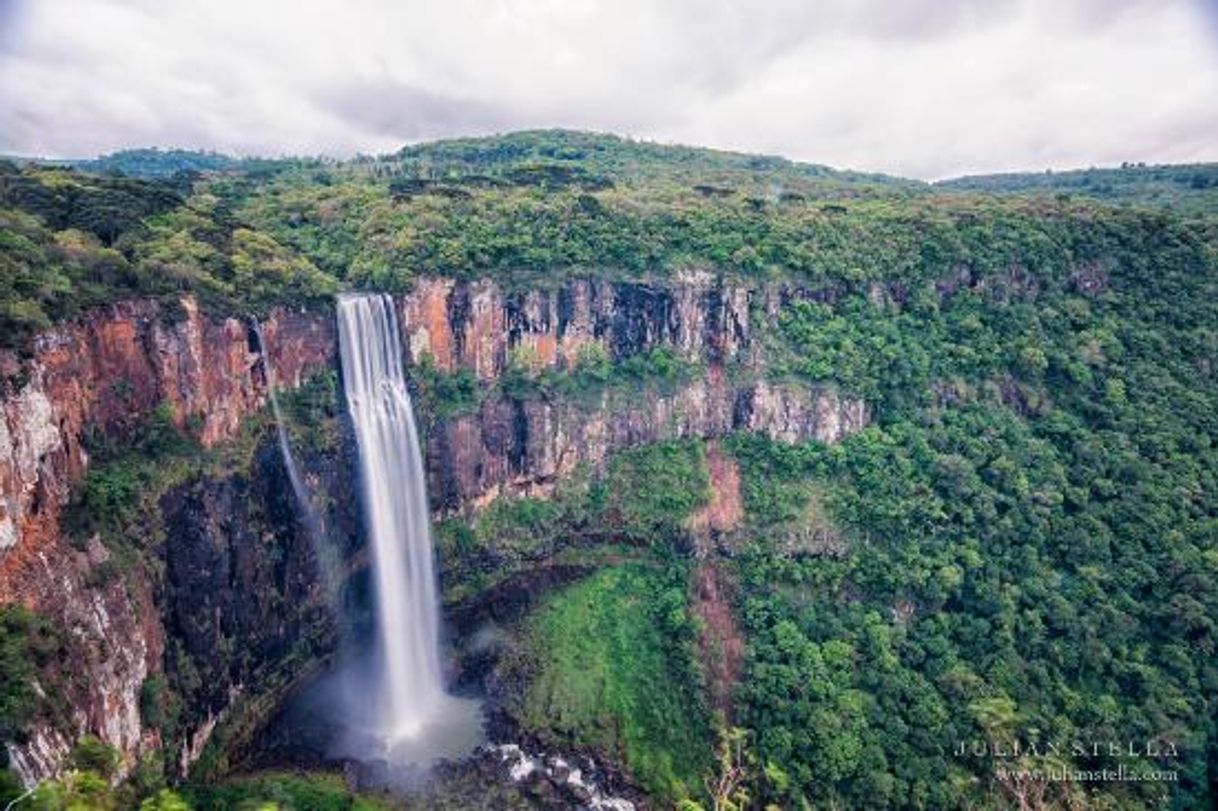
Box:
[397,271,760,376]
[393,274,867,512]
[426,375,867,512]
[0,297,334,783]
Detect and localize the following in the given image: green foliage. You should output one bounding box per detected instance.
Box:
[183,772,389,810]
[130,752,169,800]
[0,208,134,349]
[139,675,178,735]
[278,369,341,453]
[497,440,705,549]
[410,344,701,424]
[68,736,119,780]
[512,565,712,803]
[385,130,913,190]
[440,440,709,601]
[723,434,845,563]
[29,769,117,810]
[497,344,702,405]
[139,788,192,811]
[938,161,1218,216]
[696,727,757,811]
[716,190,1218,806]
[0,165,335,351]
[597,439,709,539]
[0,768,24,808]
[224,129,1218,309]
[14,769,190,811]
[0,605,64,745]
[0,164,183,244]
[775,297,931,409]
[472,487,576,560]
[407,355,481,418]
[67,403,199,541]
[75,148,242,179]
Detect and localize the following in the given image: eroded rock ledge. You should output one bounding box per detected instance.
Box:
[427,375,866,512]
[396,273,868,512]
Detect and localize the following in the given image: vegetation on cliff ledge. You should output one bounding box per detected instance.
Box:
[504,564,712,804]
[0,161,335,351]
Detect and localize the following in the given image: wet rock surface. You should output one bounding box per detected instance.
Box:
[245,744,642,811]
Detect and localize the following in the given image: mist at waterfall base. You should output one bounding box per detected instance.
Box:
[257,295,484,776]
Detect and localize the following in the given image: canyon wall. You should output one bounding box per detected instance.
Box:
[427,376,866,512]
[398,272,868,511]
[0,273,869,786]
[399,271,760,376]
[0,297,334,783]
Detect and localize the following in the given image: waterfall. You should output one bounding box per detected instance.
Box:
[253,299,481,767]
[336,293,446,741]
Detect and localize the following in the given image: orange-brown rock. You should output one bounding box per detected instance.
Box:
[426,376,867,514]
[0,296,334,783]
[395,273,765,382]
[688,441,744,536]
[398,277,457,370]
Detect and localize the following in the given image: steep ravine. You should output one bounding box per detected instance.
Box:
[0,273,869,788]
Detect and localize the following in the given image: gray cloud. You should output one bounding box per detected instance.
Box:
[314,80,520,141]
[0,0,1215,178]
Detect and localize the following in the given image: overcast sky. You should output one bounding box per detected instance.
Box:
[1,0,1216,179]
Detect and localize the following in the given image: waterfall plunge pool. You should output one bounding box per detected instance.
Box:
[253,642,486,778]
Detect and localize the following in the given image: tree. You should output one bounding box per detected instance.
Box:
[703,728,755,811]
[139,789,191,811]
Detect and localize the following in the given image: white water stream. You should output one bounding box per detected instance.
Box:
[335,294,481,757]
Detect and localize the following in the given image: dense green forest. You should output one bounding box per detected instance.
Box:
[2,131,1217,809]
[0,160,335,349]
[938,162,1218,217]
[722,218,1218,806]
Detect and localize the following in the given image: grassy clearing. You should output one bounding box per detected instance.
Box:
[510,564,712,804]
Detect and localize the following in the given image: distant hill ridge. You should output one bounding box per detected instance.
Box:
[5,130,1217,214]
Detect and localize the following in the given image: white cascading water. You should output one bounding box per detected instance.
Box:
[336,293,447,743]
[255,321,339,600]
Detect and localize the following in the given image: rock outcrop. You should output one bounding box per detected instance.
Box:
[0,297,334,784]
[158,437,361,776]
[394,274,868,512]
[426,374,867,513]
[397,271,760,376]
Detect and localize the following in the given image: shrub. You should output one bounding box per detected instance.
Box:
[68,736,119,780]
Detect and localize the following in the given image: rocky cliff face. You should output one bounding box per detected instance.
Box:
[0,297,334,784]
[427,375,866,512]
[396,273,868,512]
[158,436,361,775]
[398,271,758,376]
[0,273,869,786]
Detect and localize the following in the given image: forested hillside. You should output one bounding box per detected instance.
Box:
[2,131,1217,809]
[938,162,1218,217]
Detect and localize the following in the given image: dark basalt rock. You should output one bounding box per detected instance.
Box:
[159,433,362,773]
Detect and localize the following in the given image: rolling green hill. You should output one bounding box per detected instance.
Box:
[938,162,1218,217]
